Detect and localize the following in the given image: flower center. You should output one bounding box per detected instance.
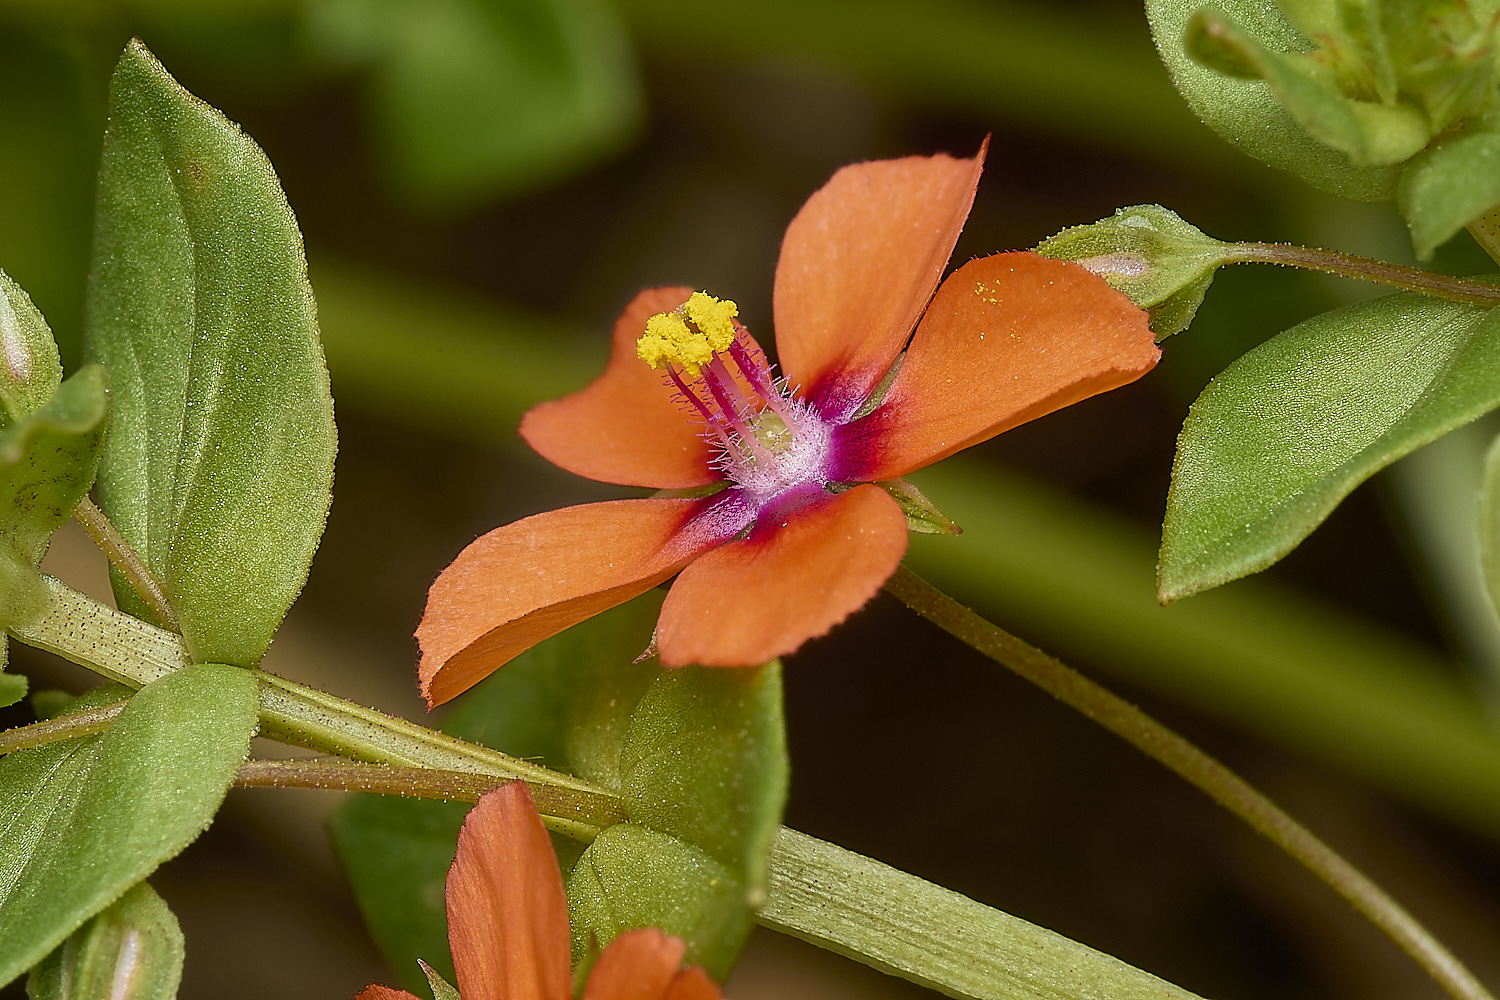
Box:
[636,292,833,501]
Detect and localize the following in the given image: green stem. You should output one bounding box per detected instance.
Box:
[1227,242,1500,305]
[234,758,624,838]
[6,577,621,839]
[72,497,180,633]
[0,700,126,755]
[883,564,1494,1000]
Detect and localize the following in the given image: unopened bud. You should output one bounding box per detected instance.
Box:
[1036,205,1233,339]
[0,270,62,427]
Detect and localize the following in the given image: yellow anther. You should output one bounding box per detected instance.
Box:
[682,292,738,352]
[635,292,740,375]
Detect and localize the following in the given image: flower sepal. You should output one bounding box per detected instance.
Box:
[865,478,962,536]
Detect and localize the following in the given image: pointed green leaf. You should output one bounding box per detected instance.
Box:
[0,270,61,427]
[26,882,183,1000]
[0,366,109,630]
[84,42,336,664]
[878,477,962,535]
[1399,132,1500,260]
[419,960,461,1000]
[1161,293,1500,601]
[1146,0,1399,198]
[0,663,258,987]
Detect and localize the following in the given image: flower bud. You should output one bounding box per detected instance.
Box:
[0,270,62,427]
[1035,205,1232,339]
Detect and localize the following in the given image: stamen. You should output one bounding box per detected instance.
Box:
[728,332,788,420]
[636,292,740,375]
[666,367,733,450]
[703,363,773,465]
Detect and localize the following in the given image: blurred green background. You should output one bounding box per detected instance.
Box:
[3,0,1500,997]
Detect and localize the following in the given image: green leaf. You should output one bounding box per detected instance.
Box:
[877,477,962,535]
[1185,8,1429,166]
[0,366,109,630]
[1160,292,1500,601]
[303,0,643,210]
[26,882,183,1000]
[0,670,25,710]
[332,594,788,984]
[0,662,258,987]
[84,41,336,665]
[1399,131,1500,260]
[1145,0,1399,198]
[1035,204,1234,338]
[0,270,62,427]
[566,825,749,979]
[328,795,467,993]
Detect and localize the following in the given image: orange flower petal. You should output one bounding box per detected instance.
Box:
[580,928,685,1000]
[447,784,572,1000]
[773,145,986,421]
[354,987,420,1000]
[656,485,907,667]
[661,967,724,1000]
[417,497,741,706]
[833,252,1158,482]
[521,286,717,489]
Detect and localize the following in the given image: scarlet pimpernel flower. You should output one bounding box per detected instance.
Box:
[356,783,721,1000]
[417,144,1159,705]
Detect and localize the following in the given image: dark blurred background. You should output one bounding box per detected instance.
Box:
[3,1,1500,997]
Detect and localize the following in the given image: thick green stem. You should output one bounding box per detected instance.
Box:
[235,758,623,839]
[0,700,126,755]
[884,564,1493,1000]
[72,497,180,633]
[1227,242,1500,305]
[6,577,621,836]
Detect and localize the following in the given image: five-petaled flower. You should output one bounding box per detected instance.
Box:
[416,143,1158,706]
[355,783,722,1000]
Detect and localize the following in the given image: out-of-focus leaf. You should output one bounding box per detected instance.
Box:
[1399,132,1500,260]
[332,595,788,984]
[328,795,467,992]
[85,42,336,664]
[0,663,258,987]
[1035,204,1234,338]
[0,365,109,630]
[304,0,643,209]
[0,270,61,426]
[1184,8,1429,166]
[1146,0,1399,198]
[1160,292,1500,600]
[26,881,183,1000]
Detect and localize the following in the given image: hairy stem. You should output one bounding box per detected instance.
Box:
[0,700,126,755]
[7,578,621,838]
[73,497,180,633]
[235,758,625,838]
[1228,242,1500,305]
[883,564,1494,1000]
